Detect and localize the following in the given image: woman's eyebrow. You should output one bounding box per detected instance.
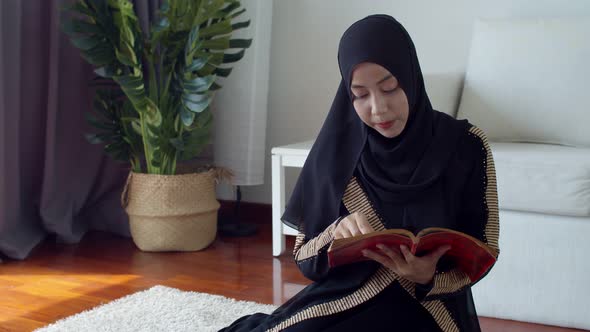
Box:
[351,74,394,89]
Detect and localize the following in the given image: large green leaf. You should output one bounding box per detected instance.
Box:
[202,36,230,50]
[112,73,162,129]
[85,88,143,167]
[92,97,114,121]
[218,1,240,16]
[94,65,119,78]
[229,38,252,49]
[62,2,94,16]
[81,45,116,66]
[182,94,212,113]
[196,0,226,25]
[195,107,213,128]
[213,66,232,77]
[232,20,250,31]
[179,128,211,161]
[121,116,142,134]
[85,112,117,131]
[182,92,211,103]
[61,19,102,35]
[210,82,222,91]
[183,106,212,132]
[196,63,216,76]
[230,8,246,19]
[169,137,185,151]
[186,55,210,72]
[71,35,104,50]
[200,19,232,38]
[223,49,245,63]
[152,17,170,33]
[86,133,105,144]
[184,26,200,63]
[115,46,136,67]
[181,75,216,92]
[151,148,163,167]
[202,38,252,51]
[180,105,196,126]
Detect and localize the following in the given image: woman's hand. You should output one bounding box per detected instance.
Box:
[362,244,451,285]
[334,212,375,239]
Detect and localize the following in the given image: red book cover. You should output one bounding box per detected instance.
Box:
[327,227,498,282]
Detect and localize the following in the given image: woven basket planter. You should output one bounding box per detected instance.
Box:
[121,169,221,252]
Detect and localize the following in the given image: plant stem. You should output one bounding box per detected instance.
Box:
[132,155,142,173]
[170,153,177,175]
[140,114,153,174]
[171,125,183,175]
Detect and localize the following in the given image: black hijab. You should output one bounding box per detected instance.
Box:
[282,15,470,240]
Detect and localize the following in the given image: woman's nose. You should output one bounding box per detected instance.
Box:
[371,95,388,115]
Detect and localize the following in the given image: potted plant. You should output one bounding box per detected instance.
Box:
[62,0,251,251]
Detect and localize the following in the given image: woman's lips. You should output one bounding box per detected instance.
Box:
[376,120,394,129]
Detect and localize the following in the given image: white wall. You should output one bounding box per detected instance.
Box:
[237,0,590,204]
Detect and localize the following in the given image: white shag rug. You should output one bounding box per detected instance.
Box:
[35,285,278,332]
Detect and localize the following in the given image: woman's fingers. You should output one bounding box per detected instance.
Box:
[399,245,416,263]
[334,213,367,239]
[333,212,375,239]
[343,219,363,237]
[362,249,398,271]
[364,243,447,285]
[376,244,406,268]
[354,212,374,234]
[334,216,353,239]
[335,227,353,239]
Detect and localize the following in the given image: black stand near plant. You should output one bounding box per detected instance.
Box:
[218,185,258,237]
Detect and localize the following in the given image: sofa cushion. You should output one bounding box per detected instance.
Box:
[457,18,590,147]
[491,142,590,217]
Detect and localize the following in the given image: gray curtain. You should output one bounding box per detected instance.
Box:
[0,0,159,261]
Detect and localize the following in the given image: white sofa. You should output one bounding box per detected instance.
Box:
[450,18,590,330]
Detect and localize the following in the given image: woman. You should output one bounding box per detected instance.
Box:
[221,14,499,332]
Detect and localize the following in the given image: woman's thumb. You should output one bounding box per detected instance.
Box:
[430,245,451,260]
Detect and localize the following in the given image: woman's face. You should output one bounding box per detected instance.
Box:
[350,62,409,138]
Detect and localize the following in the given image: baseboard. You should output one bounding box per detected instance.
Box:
[218,200,271,225]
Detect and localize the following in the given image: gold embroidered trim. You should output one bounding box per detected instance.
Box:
[342,179,386,232]
[294,220,339,262]
[267,266,396,332]
[422,300,460,332]
[468,126,500,253]
[424,126,500,299]
[428,269,472,296]
[293,231,305,258]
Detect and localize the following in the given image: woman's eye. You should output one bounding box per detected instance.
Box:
[383,87,397,94]
[353,94,368,100]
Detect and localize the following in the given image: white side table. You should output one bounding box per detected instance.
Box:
[271,140,314,256]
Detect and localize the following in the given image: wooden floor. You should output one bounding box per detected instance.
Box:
[0,221,586,332]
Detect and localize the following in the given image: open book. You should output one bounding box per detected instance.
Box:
[327,227,498,282]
